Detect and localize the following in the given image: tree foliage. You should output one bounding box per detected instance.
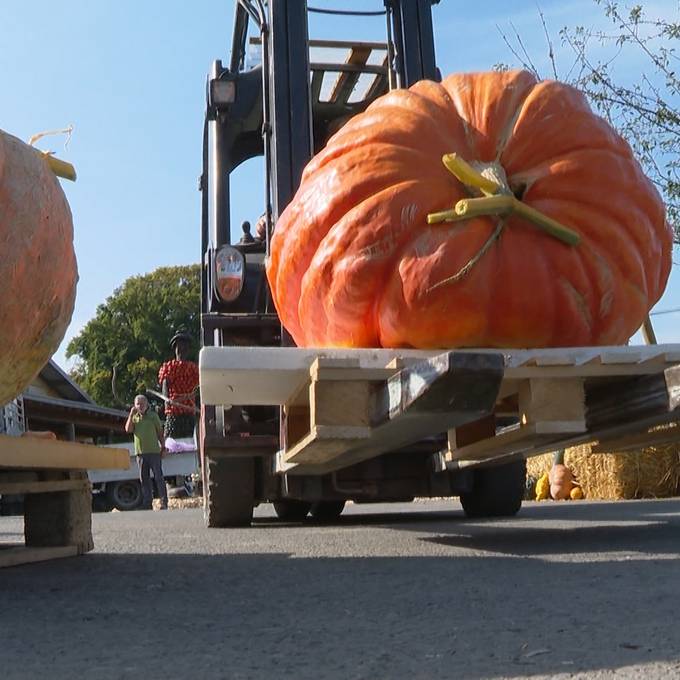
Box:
[66,264,200,408]
[498,1,680,243]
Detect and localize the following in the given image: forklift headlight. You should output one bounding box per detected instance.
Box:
[210,79,236,106]
[214,245,245,302]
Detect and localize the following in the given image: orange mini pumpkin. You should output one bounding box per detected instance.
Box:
[0,129,77,405]
[266,70,672,349]
[549,451,575,500]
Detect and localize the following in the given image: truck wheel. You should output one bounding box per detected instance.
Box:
[204,455,254,528]
[273,500,311,522]
[460,459,526,518]
[105,480,143,511]
[310,500,346,522]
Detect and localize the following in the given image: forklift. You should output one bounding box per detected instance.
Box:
[199,0,527,527]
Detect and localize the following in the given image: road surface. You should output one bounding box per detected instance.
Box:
[1,498,680,679]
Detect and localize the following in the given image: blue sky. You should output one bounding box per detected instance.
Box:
[1,0,677,369]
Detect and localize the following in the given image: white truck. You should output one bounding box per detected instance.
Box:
[89,438,199,511]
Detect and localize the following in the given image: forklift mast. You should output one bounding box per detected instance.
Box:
[200,1,439,349]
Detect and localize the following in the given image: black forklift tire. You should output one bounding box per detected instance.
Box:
[105,480,143,511]
[273,500,312,522]
[204,455,255,528]
[460,459,526,518]
[309,500,346,522]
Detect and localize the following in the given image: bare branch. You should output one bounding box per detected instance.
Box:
[537,4,559,79]
[510,20,542,79]
[496,24,537,75]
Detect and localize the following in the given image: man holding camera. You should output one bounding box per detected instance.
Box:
[125,394,168,510]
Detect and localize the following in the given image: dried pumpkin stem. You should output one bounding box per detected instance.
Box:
[432,195,580,246]
[511,199,580,246]
[44,154,77,182]
[430,153,581,247]
[28,126,77,182]
[442,153,500,196]
[427,219,505,293]
[424,151,581,291]
[455,195,514,218]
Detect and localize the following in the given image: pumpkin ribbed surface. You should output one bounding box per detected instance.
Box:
[266,70,672,349]
[0,129,77,404]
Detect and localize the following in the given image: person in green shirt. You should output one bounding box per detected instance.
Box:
[125,394,168,510]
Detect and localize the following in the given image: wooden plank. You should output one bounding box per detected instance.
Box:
[0,545,80,569]
[0,435,129,470]
[329,46,371,104]
[311,379,372,428]
[591,424,680,453]
[519,377,585,425]
[448,415,496,451]
[283,404,311,450]
[199,344,680,406]
[364,56,389,100]
[0,479,89,495]
[283,427,371,464]
[637,350,671,367]
[454,411,680,468]
[448,420,586,462]
[601,350,643,364]
[586,366,680,430]
[285,351,503,470]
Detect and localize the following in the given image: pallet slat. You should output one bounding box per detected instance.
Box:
[200,344,680,406]
[284,352,504,471]
[0,434,129,470]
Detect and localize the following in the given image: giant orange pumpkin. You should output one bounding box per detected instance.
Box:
[266,70,672,348]
[0,129,77,405]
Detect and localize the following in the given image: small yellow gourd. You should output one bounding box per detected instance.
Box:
[570,486,584,500]
[535,473,550,501]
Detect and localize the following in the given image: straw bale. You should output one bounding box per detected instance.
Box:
[527,440,680,500]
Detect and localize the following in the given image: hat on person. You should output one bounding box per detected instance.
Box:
[170,329,193,348]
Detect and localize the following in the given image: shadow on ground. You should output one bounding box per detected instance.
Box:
[1,500,679,679]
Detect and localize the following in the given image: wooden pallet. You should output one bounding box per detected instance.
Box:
[199,345,680,474]
[0,436,128,568]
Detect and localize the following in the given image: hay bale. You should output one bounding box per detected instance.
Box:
[526,442,680,500]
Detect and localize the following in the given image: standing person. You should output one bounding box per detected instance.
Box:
[125,394,167,510]
[158,329,200,439]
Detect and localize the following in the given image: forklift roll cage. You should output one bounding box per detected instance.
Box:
[200,0,439,341]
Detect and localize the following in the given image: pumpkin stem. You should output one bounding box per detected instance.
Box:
[44,154,77,182]
[553,450,565,466]
[427,219,505,292]
[442,153,501,196]
[427,153,581,247]
[28,125,77,182]
[455,195,514,218]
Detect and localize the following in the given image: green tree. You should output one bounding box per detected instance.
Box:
[66,264,200,408]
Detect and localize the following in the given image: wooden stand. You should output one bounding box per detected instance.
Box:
[199,345,680,475]
[0,435,128,568]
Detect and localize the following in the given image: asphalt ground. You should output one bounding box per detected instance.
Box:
[1,498,680,679]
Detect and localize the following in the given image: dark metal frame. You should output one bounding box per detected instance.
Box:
[199,2,442,490]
